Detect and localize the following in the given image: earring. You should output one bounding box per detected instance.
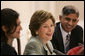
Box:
[36,32,38,35]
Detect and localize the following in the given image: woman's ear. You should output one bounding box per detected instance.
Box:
[2,26,7,32]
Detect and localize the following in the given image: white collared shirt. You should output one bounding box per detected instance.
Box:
[60,23,71,52]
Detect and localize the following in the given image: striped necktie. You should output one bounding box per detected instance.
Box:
[65,34,70,53]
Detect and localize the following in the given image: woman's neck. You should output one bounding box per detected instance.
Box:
[38,36,47,45]
[42,39,48,45]
[7,37,14,46]
[6,34,14,46]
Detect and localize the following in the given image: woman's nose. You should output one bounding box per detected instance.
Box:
[48,27,51,32]
[20,25,22,30]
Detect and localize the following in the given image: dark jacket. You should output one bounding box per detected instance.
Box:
[1,41,17,55]
[51,22,83,53]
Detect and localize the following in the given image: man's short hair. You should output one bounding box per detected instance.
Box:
[62,5,79,18]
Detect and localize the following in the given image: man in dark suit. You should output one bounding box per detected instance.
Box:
[51,5,83,54]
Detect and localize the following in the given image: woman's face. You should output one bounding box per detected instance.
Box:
[11,18,22,38]
[36,19,55,41]
[5,18,22,39]
[2,18,22,39]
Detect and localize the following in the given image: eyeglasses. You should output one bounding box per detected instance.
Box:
[64,17,78,23]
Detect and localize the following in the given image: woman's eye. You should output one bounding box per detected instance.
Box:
[50,25,54,27]
[43,26,48,28]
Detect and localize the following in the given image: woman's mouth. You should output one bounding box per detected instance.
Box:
[46,33,52,36]
[17,31,20,34]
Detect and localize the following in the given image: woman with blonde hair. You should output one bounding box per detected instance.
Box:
[24,10,64,55]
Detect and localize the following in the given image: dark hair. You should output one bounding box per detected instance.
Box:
[62,5,79,18]
[1,8,19,42]
[29,10,55,37]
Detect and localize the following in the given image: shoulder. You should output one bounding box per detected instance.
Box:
[72,25,83,32]
[24,36,44,55]
[54,22,61,31]
[1,42,17,55]
[75,25,83,29]
[1,42,11,50]
[55,22,60,27]
[53,22,61,36]
[27,36,43,46]
[25,36,43,50]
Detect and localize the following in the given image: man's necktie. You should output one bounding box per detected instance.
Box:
[65,34,70,54]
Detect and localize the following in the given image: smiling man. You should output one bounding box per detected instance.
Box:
[51,5,83,54]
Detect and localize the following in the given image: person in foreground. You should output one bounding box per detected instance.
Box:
[23,10,64,55]
[1,8,22,55]
[51,5,83,54]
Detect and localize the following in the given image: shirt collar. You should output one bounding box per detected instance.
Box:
[60,23,71,38]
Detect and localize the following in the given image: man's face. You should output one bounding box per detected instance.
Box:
[60,13,79,32]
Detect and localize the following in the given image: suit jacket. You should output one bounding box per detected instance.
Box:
[51,22,83,53]
[23,36,64,55]
[1,42,17,55]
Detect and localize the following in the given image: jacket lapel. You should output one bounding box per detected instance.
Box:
[56,23,65,53]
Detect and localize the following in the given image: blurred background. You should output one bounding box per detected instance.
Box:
[1,1,84,55]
